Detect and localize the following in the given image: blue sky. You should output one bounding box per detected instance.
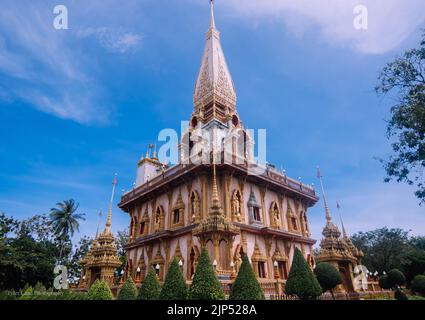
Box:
[0,0,424,243]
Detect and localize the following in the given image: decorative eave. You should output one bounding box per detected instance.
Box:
[119,163,318,213]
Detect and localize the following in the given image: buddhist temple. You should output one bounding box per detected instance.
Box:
[118,1,319,297]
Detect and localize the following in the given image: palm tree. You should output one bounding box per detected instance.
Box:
[50,199,86,263]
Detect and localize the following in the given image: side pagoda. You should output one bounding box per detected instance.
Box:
[79,175,121,289]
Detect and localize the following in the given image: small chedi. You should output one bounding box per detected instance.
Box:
[315,169,364,294]
[79,175,121,289]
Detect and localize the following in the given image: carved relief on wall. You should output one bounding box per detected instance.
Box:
[286,202,298,233]
[231,189,243,222]
[189,190,201,223]
[269,201,282,229]
[153,205,165,232]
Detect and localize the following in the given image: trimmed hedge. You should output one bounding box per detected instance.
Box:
[285,248,322,300]
[387,269,406,288]
[411,275,425,295]
[118,277,138,300]
[314,262,342,299]
[229,255,264,300]
[87,280,113,300]
[138,267,161,300]
[160,257,187,300]
[189,248,224,300]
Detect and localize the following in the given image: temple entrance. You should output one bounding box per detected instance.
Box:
[90,267,101,286]
[339,262,354,292]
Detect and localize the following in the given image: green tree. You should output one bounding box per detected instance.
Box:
[409,236,425,251]
[375,32,425,203]
[314,262,342,300]
[87,280,113,300]
[189,248,224,300]
[411,275,425,295]
[116,229,129,271]
[0,213,19,238]
[160,257,187,300]
[137,267,161,300]
[117,277,138,300]
[0,233,58,290]
[67,236,92,281]
[351,227,410,273]
[400,248,425,285]
[229,255,264,300]
[285,248,322,300]
[50,199,85,262]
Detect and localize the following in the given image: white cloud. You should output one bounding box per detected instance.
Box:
[0,1,142,124]
[223,0,425,54]
[77,27,142,54]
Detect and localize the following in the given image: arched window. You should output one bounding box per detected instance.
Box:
[140,221,145,235]
[173,209,180,224]
[130,218,134,238]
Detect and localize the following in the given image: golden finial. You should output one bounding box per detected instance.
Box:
[104,173,117,235]
[210,0,216,30]
[95,210,102,239]
[152,144,158,160]
[317,166,332,223]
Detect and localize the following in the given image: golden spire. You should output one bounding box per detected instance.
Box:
[104,173,117,235]
[337,202,348,238]
[317,166,332,223]
[95,210,102,239]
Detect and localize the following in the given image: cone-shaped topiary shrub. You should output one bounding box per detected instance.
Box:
[160,257,188,300]
[117,277,138,300]
[87,280,113,300]
[411,275,425,295]
[314,262,342,300]
[189,248,224,300]
[285,248,322,300]
[138,267,161,300]
[33,282,47,295]
[229,255,264,300]
[19,286,34,300]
